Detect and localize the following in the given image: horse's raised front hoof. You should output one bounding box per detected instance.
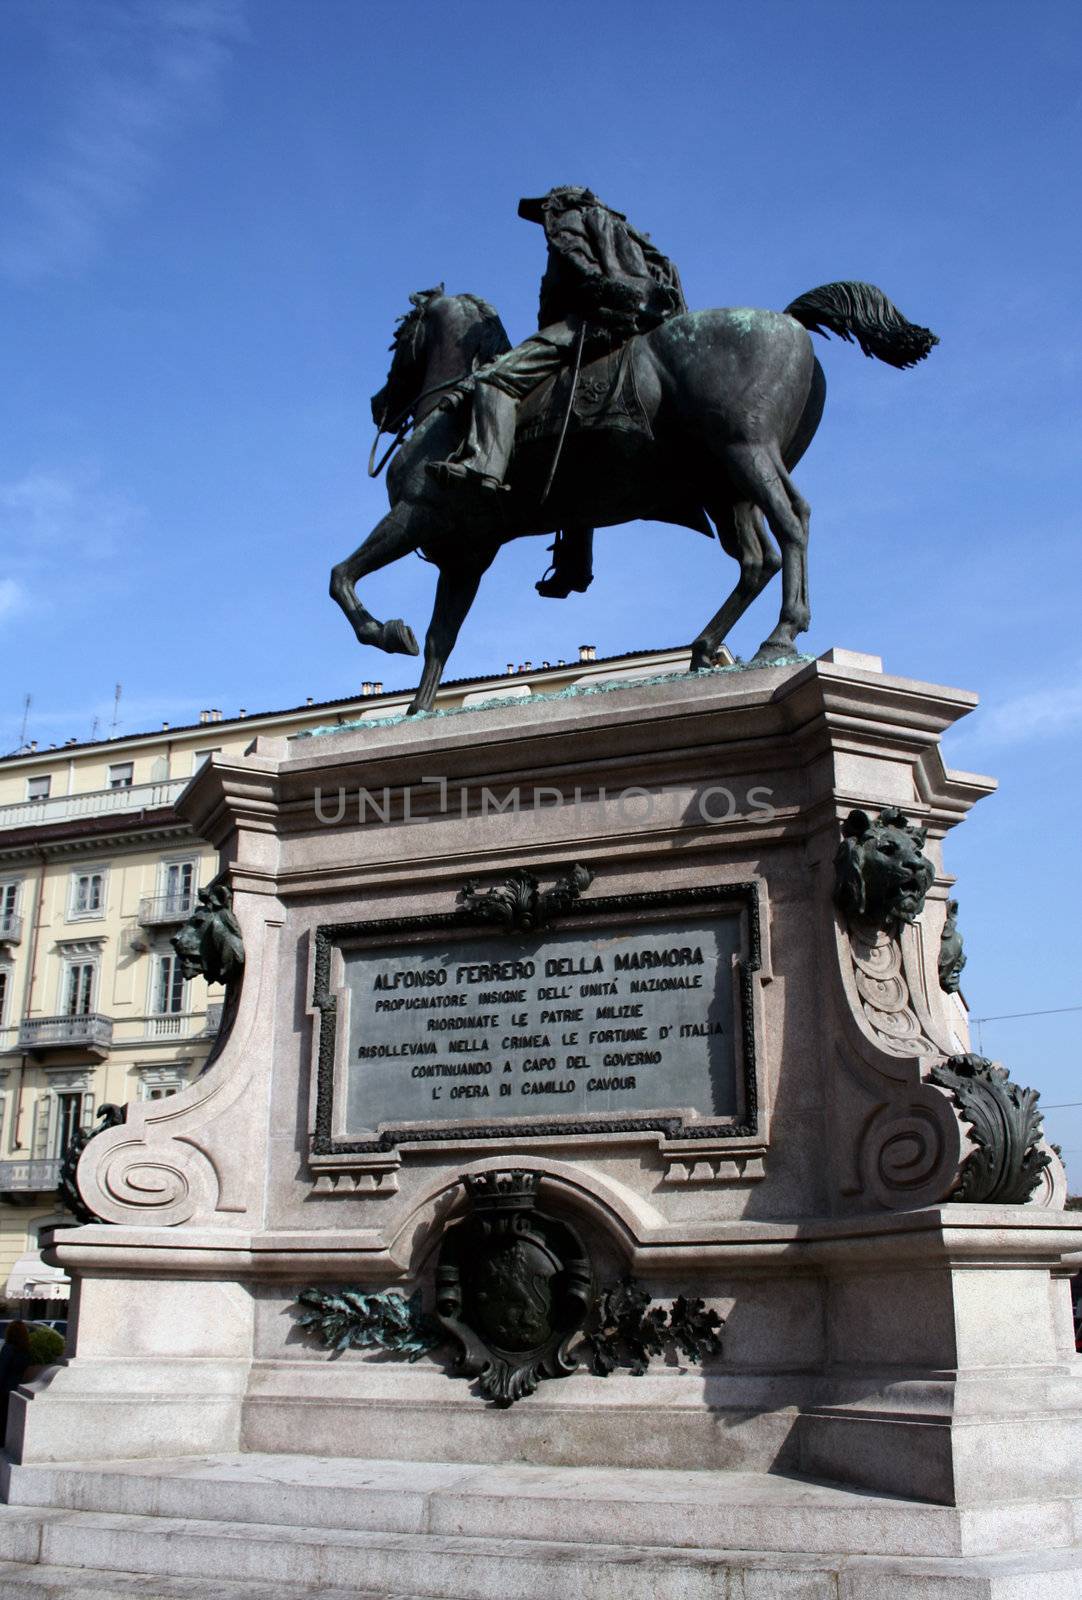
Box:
[379,618,420,656]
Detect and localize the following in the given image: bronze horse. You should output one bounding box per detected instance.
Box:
[329,281,936,713]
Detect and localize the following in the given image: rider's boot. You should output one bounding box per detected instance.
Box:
[427,380,514,495]
[536,528,595,598]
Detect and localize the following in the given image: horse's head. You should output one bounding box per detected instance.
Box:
[371,286,511,429]
[370,285,446,428]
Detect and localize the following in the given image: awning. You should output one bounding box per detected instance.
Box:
[4,1251,69,1301]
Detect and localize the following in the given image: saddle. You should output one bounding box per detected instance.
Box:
[515,338,651,447]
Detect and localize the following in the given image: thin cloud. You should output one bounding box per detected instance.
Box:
[0,580,28,623]
[1,0,246,282]
[0,465,146,565]
[970,673,1082,746]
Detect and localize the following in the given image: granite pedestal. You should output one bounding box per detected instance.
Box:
[3,650,1079,1598]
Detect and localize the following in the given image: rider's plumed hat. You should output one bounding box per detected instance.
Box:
[518,186,610,224]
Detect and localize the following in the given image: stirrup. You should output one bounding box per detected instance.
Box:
[536,566,593,599]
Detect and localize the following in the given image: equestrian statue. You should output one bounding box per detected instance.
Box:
[329,185,938,714]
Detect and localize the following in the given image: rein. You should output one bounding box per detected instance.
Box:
[367,372,471,478]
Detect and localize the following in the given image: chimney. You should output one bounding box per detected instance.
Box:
[238,709,246,719]
[557,658,566,666]
[361,681,373,696]
[506,663,514,675]
[29,741,37,752]
[374,681,383,694]
[523,661,532,671]
[306,697,314,706]
[578,644,596,663]
[199,710,211,724]
[162,721,169,731]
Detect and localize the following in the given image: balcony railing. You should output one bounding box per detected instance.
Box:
[138,891,196,927]
[0,1158,62,1194]
[0,778,189,833]
[149,1015,184,1038]
[0,911,22,943]
[18,1014,114,1056]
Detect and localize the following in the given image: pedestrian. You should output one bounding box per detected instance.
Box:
[0,1321,33,1442]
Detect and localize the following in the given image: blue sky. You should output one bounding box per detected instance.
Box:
[2,0,1080,1173]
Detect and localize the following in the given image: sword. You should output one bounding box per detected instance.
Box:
[540,320,587,505]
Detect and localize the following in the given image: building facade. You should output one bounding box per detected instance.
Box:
[0,645,694,1300]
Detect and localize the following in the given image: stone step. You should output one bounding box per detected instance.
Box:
[0,1500,1081,1600]
[3,1454,1079,1560]
[0,1561,409,1600]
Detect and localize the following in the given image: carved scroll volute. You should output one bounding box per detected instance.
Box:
[829,809,1061,1211]
[74,1113,220,1228]
[829,808,973,1211]
[849,1077,965,1211]
[68,893,280,1228]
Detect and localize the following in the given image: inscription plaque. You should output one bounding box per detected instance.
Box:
[312,884,761,1154]
[345,914,740,1132]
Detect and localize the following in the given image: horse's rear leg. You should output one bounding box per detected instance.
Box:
[722,444,811,660]
[689,503,781,671]
[408,551,496,715]
[329,504,422,657]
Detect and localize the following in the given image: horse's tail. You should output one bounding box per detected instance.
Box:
[784,281,938,370]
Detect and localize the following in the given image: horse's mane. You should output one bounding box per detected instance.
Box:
[389,288,511,371]
[377,289,513,424]
[389,285,443,362]
[454,293,512,369]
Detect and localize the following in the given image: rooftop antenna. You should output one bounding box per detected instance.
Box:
[110,683,122,739]
[90,715,100,742]
[18,694,31,749]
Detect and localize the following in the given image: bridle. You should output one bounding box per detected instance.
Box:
[367,373,472,478]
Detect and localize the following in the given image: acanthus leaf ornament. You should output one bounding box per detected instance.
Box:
[297,1287,441,1361]
[928,1053,1051,1205]
[57,1103,128,1225]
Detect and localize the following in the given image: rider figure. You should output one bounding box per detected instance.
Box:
[428,186,686,598]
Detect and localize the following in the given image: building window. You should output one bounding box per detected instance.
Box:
[161,859,196,916]
[108,762,134,790]
[35,1069,92,1159]
[26,775,50,802]
[54,1091,86,1158]
[193,749,221,774]
[70,869,106,919]
[138,1064,188,1099]
[0,880,19,939]
[0,967,9,1027]
[63,961,96,1017]
[153,953,186,1015]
